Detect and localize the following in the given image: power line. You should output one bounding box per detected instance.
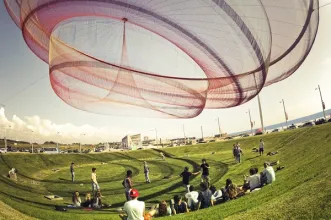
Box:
[319,1,331,9]
[2,75,47,104]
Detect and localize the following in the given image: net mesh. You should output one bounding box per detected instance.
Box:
[4,0,319,118]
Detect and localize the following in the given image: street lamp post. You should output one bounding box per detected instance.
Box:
[183,124,186,144]
[315,85,326,120]
[217,117,222,136]
[4,125,11,150]
[246,110,253,135]
[30,130,34,153]
[79,133,86,153]
[280,99,288,129]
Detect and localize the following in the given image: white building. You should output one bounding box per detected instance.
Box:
[121,134,142,150]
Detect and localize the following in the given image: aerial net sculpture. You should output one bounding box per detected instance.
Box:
[4,0,319,118]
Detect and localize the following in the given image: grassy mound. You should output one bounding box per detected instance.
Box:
[0,124,331,220]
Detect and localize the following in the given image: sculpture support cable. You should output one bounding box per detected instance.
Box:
[4,0,319,118]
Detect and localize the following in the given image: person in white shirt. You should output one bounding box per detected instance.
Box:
[91,168,99,197]
[262,162,276,185]
[210,185,223,205]
[185,185,199,210]
[259,139,265,156]
[244,168,261,190]
[120,189,145,220]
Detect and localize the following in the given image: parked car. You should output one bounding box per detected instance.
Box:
[0,148,7,153]
[302,121,314,127]
[224,137,233,140]
[271,129,279,133]
[288,124,296,130]
[328,118,331,123]
[241,134,249,137]
[255,131,263,136]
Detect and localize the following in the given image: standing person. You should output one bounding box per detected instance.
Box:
[234,145,243,163]
[70,162,75,182]
[119,189,145,220]
[200,159,210,187]
[122,170,133,201]
[143,161,151,183]
[180,167,200,193]
[232,144,236,161]
[160,152,165,160]
[259,139,265,156]
[91,168,99,197]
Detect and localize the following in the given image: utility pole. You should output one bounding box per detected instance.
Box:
[280,99,288,129]
[217,117,221,136]
[316,85,326,120]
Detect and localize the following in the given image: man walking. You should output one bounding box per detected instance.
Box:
[143,161,151,183]
[200,159,210,187]
[70,162,75,182]
[259,139,265,156]
[180,167,200,193]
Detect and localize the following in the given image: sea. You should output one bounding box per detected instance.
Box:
[230,108,331,136]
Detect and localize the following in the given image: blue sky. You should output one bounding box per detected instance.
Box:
[1,1,331,144]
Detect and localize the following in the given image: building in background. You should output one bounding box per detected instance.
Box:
[121,134,142,150]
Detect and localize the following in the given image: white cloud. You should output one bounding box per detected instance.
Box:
[0,107,122,144]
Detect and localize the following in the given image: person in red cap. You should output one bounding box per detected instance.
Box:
[120,189,145,220]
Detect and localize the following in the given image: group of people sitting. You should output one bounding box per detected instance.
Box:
[119,162,276,219]
[7,168,18,181]
[70,190,110,209]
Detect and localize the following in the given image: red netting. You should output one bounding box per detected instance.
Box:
[4,0,319,118]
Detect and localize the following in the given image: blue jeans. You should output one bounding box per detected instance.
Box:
[71,172,75,182]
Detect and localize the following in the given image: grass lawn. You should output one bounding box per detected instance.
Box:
[0,123,331,219]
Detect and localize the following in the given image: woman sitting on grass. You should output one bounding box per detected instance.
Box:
[210,185,223,205]
[81,193,92,207]
[147,201,172,218]
[225,179,238,199]
[72,191,81,207]
[93,191,111,209]
[172,195,189,214]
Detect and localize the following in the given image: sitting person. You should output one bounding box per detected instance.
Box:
[225,179,238,200]
[8,168,18,181]
[243,168,261,191]
[81,193,92,207]
[210,185,223,205]
[120,189,144,220]
[93,191,110,208]
[72,191,81,207]
[147,201,172,218]
[185,185,199,210]
[261,162,276,186]
[197,183,213,209]
[172,195,189,214]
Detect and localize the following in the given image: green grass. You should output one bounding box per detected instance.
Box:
[0,124,331,219]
